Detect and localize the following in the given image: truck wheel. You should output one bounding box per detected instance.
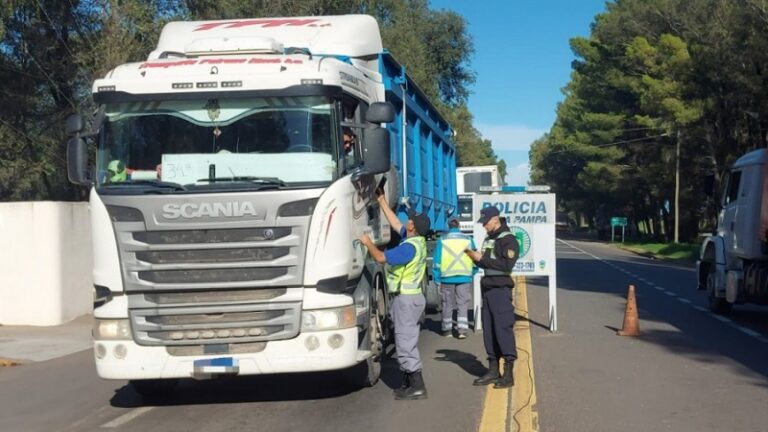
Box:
[424,275,441,312]
[706,264,732,314]
[347,287,384,388]
[374,275,393,344]
[129,379,178,400]
[347,353,381,388]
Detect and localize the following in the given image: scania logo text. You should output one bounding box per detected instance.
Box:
[162,202,259,219]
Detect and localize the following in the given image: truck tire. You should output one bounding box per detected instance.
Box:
[347,354,381,388]
[346,282,385,388]
[424,275,441,312]
[130,378,178,400]
[706,263,732,314]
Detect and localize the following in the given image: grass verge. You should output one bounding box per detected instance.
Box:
[616,241,699,264]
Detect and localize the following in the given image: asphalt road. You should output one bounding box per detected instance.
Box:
[0,313,490,432]
[5,235,768,432]
[527,236,768,432]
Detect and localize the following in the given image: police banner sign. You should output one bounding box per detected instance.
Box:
[473,194,556,276]
[472,193,558,332]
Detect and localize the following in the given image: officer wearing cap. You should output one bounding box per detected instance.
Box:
[465,206,520,389]
[359,191,430,400]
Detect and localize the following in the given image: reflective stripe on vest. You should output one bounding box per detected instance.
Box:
[439,233,473,278]
[386,236,427,295]
[482,231,514,277]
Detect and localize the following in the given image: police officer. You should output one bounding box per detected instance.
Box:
[359,192,430,400]
[433,218,477,338]
[465,206,519,388]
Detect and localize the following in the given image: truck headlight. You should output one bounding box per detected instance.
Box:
[93,319,132,340]
[301,306,356,332]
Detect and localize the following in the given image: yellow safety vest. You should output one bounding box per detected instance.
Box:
[386,236,427,295]
[439,232,473,278]
[481,231,514,277]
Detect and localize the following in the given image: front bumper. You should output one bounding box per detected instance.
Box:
[94,327,360,380]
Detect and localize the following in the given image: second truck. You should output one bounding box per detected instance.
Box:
[697,148,768,313]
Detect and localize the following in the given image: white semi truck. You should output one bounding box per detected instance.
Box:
[455,165,501,233]
[697,148,768,313]
[65,15,456,396]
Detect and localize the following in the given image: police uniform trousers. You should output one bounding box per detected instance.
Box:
[391,293,426,373]
[481,286,517,361]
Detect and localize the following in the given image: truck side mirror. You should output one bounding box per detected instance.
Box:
[65,113,84,136]
[361,127,391,174]
[67,137,92,186]
[703,173,715,197]
[366,102,395,124]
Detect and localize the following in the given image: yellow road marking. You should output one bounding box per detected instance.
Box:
[478,277,539,432]
[512,278,539,432]
[478,358,509,432]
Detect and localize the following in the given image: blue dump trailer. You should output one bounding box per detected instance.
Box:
[379,52,457,233]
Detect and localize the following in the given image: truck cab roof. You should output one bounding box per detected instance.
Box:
[151,15,383,61]
[733,148,767,170]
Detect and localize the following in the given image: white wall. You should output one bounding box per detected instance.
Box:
[0,202,92,326]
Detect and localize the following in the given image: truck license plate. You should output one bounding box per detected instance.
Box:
[193,357,239,374]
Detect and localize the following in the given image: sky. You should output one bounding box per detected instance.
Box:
[430,0,610,185]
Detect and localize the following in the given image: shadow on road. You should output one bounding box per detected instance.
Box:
[433,349,486,377]
[517,314,550,332]
[110,368,365,408]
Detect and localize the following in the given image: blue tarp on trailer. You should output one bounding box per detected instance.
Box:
[378,52,457,233]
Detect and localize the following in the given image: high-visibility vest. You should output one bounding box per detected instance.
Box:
[438,232,474,278]
[386,236,427,295]
[481,230,514,277]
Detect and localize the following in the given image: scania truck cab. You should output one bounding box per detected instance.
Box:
[65,15,456,396]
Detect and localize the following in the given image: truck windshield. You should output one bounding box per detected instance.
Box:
[96,96,337,191]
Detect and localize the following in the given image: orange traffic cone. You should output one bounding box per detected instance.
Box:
[617,284,640,336]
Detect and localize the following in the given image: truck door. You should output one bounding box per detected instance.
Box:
[720,169,742,256]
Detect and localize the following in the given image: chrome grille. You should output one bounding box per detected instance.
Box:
[138,267,288,284]
[145,310,283,326]
[99,192,315,347]
[142,288,287,306]
[130,302,301,346]
[136,247,290,264]
[116,224,305,291]
[133,227,290,245]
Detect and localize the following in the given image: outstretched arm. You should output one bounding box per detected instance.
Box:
[376,193,403,234]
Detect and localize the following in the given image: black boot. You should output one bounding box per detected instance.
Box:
[392,371,410,397]
[473,359,500,386]
[395,370,427,400]
[494,360,514,389]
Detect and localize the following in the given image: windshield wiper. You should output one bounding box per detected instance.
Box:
[196,176,287,186]
[103,179,187,191]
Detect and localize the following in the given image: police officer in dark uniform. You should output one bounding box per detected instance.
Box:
[465,206,519,388]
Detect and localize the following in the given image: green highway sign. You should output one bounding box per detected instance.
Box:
[610,217,628,227]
